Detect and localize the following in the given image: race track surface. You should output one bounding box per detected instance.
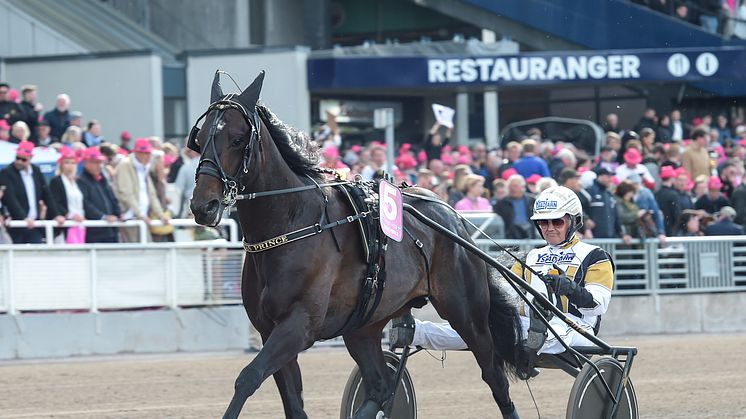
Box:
[0,333,743,418]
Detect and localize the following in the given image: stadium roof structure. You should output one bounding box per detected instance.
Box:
[3,0,179,62]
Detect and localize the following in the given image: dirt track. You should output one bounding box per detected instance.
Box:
[0,333,744,418]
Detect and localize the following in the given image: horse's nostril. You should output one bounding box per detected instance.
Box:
[205,199,220,214]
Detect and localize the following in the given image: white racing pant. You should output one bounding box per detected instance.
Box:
[411,279,596,354]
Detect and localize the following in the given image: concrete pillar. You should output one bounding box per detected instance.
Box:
[456,92,469,146]
[482,29,499,149]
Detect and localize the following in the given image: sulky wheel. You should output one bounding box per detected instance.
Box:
[340,350,417,419]
[566,357,639,419]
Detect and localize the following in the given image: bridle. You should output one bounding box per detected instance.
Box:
[188,94,261,207]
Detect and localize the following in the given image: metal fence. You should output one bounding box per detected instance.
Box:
[1,234,745,314]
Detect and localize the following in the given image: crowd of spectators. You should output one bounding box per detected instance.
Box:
[0,81,198,245]
[633,0,746,39]
[3,78,746,247]
[318,106,746,245]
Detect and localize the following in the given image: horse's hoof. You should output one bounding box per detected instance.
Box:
[502,408,520,419]
[376,411,386,419]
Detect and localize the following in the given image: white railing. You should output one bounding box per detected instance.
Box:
[2,218,746,315]
[0,241,245,314]
[5,218,240,243]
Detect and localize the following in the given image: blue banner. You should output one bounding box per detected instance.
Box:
[307,47,746,90]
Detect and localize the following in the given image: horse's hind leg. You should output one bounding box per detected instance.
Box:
[343,326,391,419]
[223,309,313,419]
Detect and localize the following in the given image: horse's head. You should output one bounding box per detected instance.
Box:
[189,70,265,226]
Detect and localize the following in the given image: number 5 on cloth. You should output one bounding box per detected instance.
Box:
[379,180,403,242]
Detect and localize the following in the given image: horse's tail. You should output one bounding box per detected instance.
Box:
[487,274,530,380]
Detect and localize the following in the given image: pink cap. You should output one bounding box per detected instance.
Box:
[399,143,412,153]
[417,150,426,163]
[456,154,471,165]
[623,148,642,165]
[120,131,132,140]
[708,176,723,190]
[501,168,518,180]
[16,140,34,158]
[526,174,542,184]
[82,147,106,162]
[350,145,361,153]
[0,119,9,130]
[164,154,177,166]
[457,145,469,154]
[659,165,676,180]
[322,147,339,159]
[56,147,77,164]
[133,138,153,153]
[395,153,417,170]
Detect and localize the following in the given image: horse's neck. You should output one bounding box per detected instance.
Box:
[238,143,318,240]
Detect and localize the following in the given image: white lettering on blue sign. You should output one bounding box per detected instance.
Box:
[536,253,576,265]
[535,200,558,211]
[428,55,641,83]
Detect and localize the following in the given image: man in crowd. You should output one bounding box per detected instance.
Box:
[670,110,684,142]
[0,82,25,126]
[654,166,682,236]
[704,206,743,236]
[512,139,550,179]
[682,128,711,181]
[559,167,594,238]
[587,167,631,243]
[36,120,54,146]
[19,85,41,144]
[113,138,167,242]
[695,176,731,215]
[43,93,71,141]
[78,147,121,243]
[494,174,535,239]
[0,141,64,243]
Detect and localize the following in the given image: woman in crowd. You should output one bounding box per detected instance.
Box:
[447,164,472,206]
[674,211,705,237]
[49,147,86,243]
[615,180,649,238]
[9,121,30,144]
[454,174,491,211]
[61,125,83,146]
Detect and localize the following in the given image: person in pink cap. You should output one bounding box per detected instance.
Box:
[112,138,166,242]
[654,165,682,236]
[77,147,121,243]
[694,175,731,215]
[49,147,87,243]
[319,147,349,171]
[614,148,656,189]
[119,131,132,151]
[0,141,65,243]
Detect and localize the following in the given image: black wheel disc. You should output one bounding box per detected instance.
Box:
[339,350,417,419]
[566,357,638,419]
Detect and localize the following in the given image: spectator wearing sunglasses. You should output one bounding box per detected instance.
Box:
[0,141,65,243]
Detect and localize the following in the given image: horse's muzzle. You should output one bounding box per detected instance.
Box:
[191,199,223,227]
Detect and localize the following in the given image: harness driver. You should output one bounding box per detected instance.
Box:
[395,186,615,357]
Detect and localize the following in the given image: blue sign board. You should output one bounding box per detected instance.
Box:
[308,47,746,90]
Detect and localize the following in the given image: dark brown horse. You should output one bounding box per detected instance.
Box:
[189,71,528,419]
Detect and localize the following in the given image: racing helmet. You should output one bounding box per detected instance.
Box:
[530,185,583,245]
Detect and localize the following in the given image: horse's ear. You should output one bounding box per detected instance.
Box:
[211,70,223,103]
[238,71,265,110]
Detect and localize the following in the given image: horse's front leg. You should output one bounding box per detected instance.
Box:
[223,308,314,419]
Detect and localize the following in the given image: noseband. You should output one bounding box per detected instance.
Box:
[188,94,261,206]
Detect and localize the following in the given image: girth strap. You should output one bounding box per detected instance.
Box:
[243,212,369,253]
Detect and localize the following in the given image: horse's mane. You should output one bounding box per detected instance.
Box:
[255,104,322,181]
